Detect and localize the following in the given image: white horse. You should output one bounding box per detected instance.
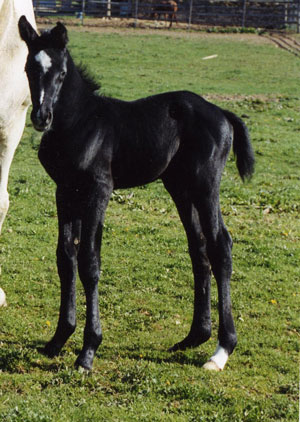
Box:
[0,0,36,233]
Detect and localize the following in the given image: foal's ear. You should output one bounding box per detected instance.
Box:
[18,15,38,46]
[50,22,68,49]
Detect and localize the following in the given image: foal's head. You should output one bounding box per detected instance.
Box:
[19,16,68,132]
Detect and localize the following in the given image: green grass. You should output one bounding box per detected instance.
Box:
[0,29,299,421]
[66,31,299,98]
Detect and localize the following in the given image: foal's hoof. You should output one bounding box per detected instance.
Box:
[169,331,211,352]
[43,342,62,358]
[203,360,222,371]
[168,342,184,352]
[168,337,196,352]
[203,344,229,371]
[75,349,95,371]
[168,340,197,352]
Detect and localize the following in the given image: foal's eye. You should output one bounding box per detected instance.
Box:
[60,70,66,78]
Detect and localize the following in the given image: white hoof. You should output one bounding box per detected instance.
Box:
[0,288,7,307]
[203,343,229,371]
[203,360,222,371]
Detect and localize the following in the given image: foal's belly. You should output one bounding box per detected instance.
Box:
[111,134,180,189]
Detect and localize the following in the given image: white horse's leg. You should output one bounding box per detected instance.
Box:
[203,342,229,371]
[0,106,28,233]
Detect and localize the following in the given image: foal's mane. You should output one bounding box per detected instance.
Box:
[76,62,101,93]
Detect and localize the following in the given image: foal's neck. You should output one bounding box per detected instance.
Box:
[52,52,95,132]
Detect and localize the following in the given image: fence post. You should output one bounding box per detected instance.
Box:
[107,0,112,18]
[134,0,139,27]
[242,0,247,28]
[81,0,86,25]
[188,0,193,30]
[298,0,300,33]
[284,2,288,26]
[35,0,40,17]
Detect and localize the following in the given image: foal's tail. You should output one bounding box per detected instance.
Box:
[223,109,255,181]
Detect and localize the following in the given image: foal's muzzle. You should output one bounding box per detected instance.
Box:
[31,108,53,132]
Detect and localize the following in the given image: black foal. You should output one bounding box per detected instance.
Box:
[19,17,254,370]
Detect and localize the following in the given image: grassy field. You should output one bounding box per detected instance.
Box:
[0,28,299,421]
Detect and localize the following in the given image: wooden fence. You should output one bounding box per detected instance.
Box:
[33,0,300,32]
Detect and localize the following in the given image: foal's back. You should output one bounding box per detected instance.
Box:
[101,90,231,189]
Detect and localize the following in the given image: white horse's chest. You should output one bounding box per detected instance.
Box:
[0,0,37,123]
[0,0,37,233]
[0,48,29,107]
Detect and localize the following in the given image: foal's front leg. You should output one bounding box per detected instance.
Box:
[75,183,112,370]
[44,187,80,357]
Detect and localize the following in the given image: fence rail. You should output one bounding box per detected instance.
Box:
[33,0,300,32]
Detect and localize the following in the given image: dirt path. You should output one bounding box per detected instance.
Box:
[261,31,300,57]
[36,17,274,45]
[37,17,300,55]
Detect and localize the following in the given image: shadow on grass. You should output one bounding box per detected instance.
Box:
[0,340,43,373]
[0,337,208,373]
[100,343,208,368]
[0,339,73,373]
[129,351,207,367]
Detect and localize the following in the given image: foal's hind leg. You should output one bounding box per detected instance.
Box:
[162,180,212,352]
[196,197,237,370]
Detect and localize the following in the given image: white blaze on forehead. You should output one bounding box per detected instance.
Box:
[35,50,52,73]
[39,89,45,105]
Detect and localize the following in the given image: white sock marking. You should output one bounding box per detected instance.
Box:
[209,343,229,370]
[35,50,52,74]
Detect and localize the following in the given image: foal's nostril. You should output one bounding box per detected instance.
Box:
[31,107,53,131]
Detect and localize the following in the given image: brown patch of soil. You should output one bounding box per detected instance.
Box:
[36,17,273,45]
